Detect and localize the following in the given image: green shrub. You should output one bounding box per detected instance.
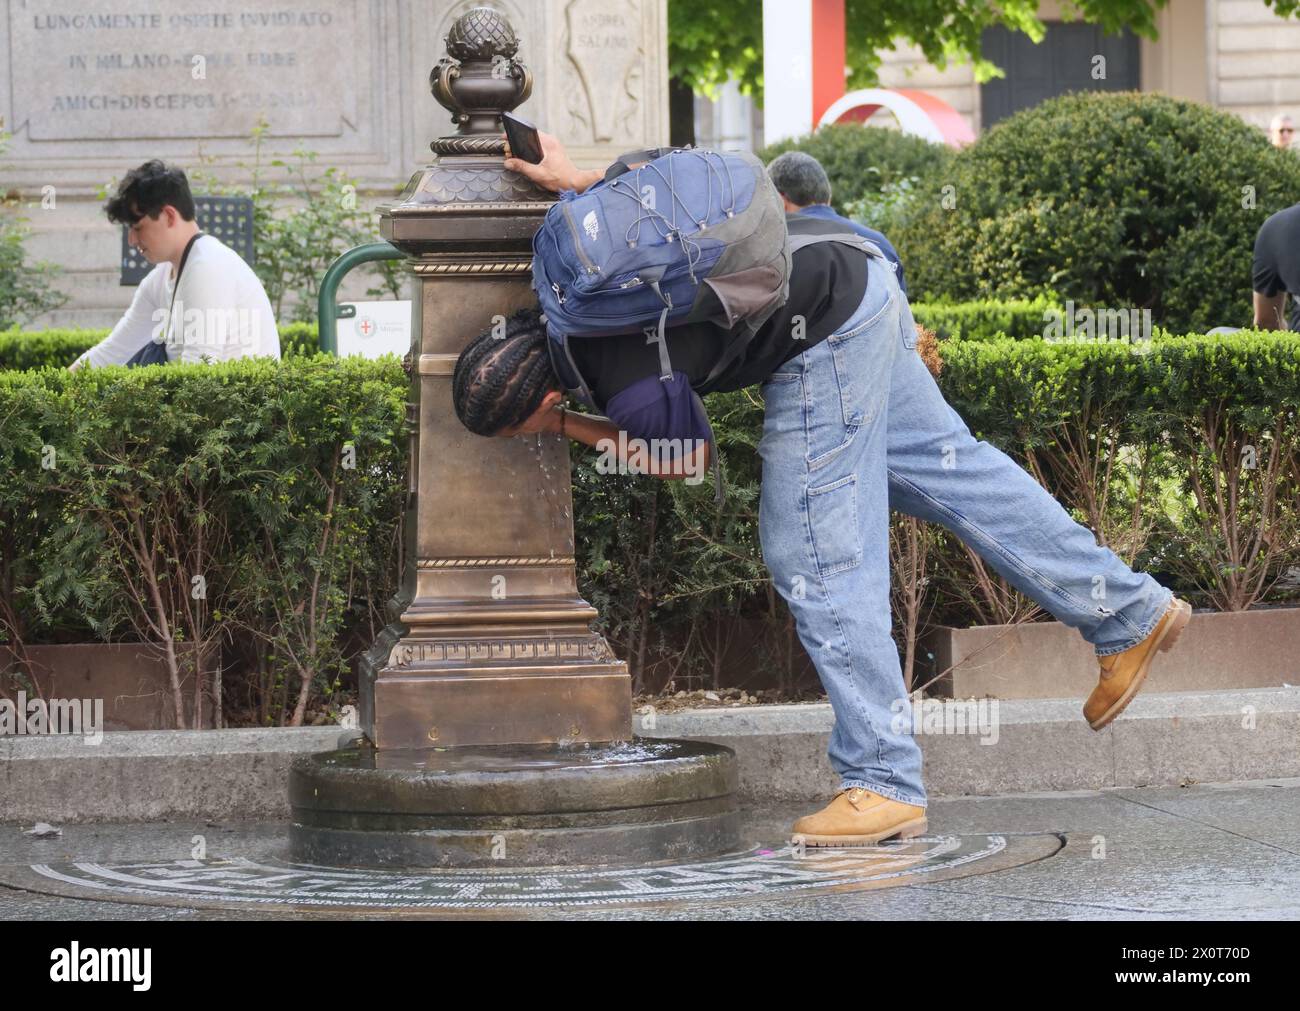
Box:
[1,296,1054,370]
[1140,331,1300,610]
[0,322,321,369]
[758,123,953,225]
[0,329,104,371]
[4,332,1298,714]
[896,92,1300,333]
[911,296,1060,340]
[0,356,407,725]
[1,131,68,329]
[936,330,1300,611]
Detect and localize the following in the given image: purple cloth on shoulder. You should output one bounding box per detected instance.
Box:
[603,371,711,461]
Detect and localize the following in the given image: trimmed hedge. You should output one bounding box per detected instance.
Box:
[910,296,1059,341]
[0,322,321,370]
[896,92,1300,333]
[1,300,1061,370]
[3,332,1298,712]
[0,356,407,724]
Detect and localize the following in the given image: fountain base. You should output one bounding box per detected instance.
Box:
[289,737,741,868]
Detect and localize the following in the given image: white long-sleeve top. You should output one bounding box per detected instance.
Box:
[74,234,281,367]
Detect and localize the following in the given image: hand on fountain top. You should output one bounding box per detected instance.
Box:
[504,129,604,195]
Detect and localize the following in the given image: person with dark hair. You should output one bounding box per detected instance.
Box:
[766,149,906,294]
[455,130,1190,847]
[454,310,560,435]
[70,160,279,369]
[1252,202,1300,331]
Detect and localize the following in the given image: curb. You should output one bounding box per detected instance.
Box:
[0,727,345,824]
[2,689,1298,823]
[640,687,1300,800]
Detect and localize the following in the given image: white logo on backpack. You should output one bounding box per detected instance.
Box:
[583,210,599,241]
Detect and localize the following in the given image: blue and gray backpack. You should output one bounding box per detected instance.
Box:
[532,146,880,504]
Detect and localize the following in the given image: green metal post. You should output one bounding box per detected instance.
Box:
[317,241,406,355]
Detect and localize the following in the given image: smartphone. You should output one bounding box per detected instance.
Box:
[502,111,544,165]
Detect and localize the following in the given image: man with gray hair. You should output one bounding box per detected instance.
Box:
[1270,113,1294,150]
[767,149,906,293]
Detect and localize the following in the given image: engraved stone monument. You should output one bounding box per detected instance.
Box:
[3,0,669,328]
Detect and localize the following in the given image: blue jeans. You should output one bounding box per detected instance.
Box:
[756,258,1172,808]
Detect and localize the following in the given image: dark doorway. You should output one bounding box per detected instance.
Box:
[669,76,697,149]
[980,22,1140,128]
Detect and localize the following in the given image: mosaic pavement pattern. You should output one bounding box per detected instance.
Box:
[1,833,1063,914]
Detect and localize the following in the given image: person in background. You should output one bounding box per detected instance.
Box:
[766,150,906,294]
[1253,201,1300,330]
[70,160,279,369]
[1269,113,1294,151]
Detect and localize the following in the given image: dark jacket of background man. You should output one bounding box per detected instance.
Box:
[1252,203,1300,330]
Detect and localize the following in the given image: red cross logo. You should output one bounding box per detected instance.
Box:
[357,317,376,337]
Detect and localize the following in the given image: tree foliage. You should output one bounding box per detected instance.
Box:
[671,1,1300,101]
[895,92,1300,332]
[0,132,68,330]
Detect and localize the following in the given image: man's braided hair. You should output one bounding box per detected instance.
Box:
[452,305,560,436]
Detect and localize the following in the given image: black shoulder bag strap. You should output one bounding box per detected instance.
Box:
[126,231,205,367]
[602,146,686,183]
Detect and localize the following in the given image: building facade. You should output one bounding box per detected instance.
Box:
[693,0,1300,151]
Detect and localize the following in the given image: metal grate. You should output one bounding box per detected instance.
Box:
[119,195,256,285]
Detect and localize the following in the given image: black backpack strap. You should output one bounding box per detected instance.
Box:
[701,316,761,388]
[645,277,675,381]
[603,146,685,182]
[546,330,600,412]
[787,231,883,258]
[129,230,206,366]
[690,387,724,507]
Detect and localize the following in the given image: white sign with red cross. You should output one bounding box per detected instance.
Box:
[338,300,411,359]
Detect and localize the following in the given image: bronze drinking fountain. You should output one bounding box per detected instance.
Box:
[288,6,740,868]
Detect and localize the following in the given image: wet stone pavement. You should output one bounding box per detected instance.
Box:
[1,778,1297,920]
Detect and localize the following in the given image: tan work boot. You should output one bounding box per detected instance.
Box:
[790,787,928,847]
[1085,596,1192,730]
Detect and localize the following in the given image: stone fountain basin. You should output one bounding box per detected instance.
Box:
[289,737,741,868]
